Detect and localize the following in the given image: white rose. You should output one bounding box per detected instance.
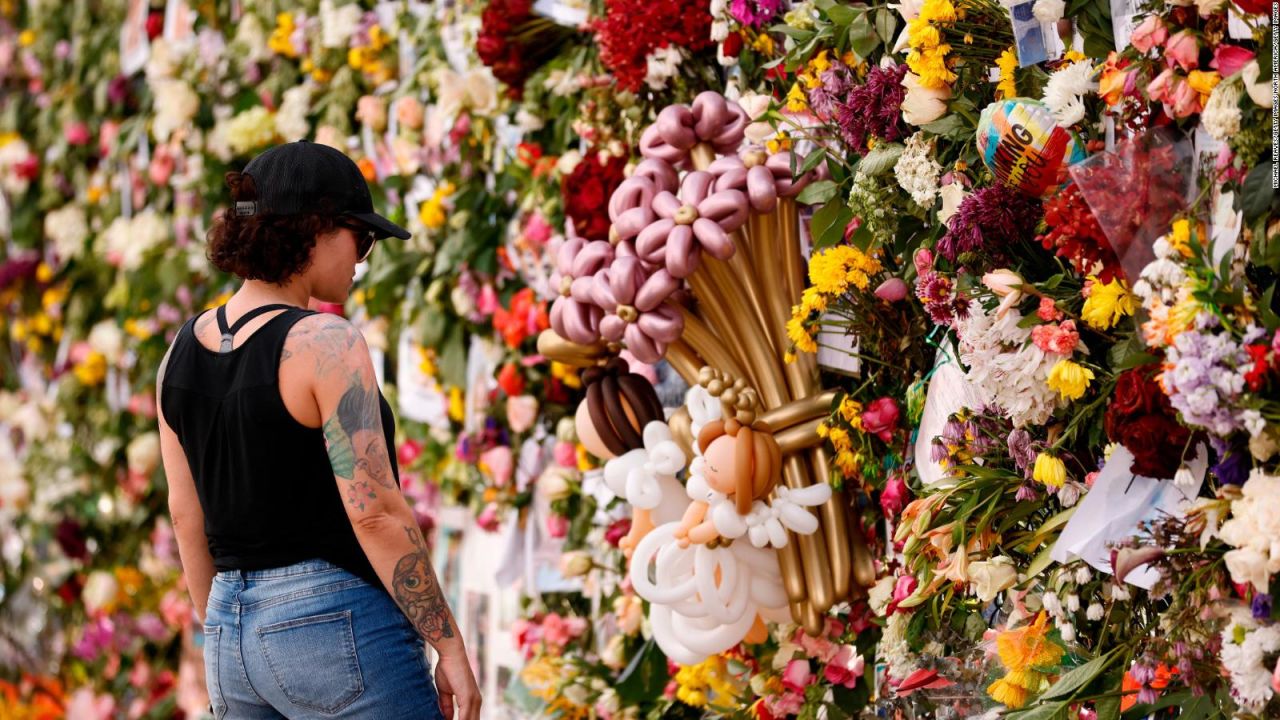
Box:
[537,467,573,501]
[1225,546,1272,592]
[127,432,162,477]
[464,69,498,116]
[88,321,125,364]
[81,570,119,613]
[560,551,592,578]
[968,556,1017,602]
[867,575,896,615]
[901,72,951,126]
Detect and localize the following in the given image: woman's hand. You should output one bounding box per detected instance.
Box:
[434,651,481,720]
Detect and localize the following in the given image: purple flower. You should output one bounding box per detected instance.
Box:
[1164,319,1251,437]
[835,64,909,153]
[1250,592,1272,620]
[1015,483,1039,501]
[1007,429,1036,472]
[1210,442,1248,485]
[729,0,786,28]
[937,184,1042,263]
[807,65,854,121]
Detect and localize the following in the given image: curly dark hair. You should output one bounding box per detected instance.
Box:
[206,171,345,284]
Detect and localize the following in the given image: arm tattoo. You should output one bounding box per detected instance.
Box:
[392,526,455,642]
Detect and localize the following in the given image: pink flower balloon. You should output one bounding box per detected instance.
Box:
[635,170,747,279]
[608,158,679,243]
[591,256,683,364]
[549,237,614,344]
[639,91,747,167]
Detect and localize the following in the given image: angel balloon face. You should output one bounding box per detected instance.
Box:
[696,419,782,516]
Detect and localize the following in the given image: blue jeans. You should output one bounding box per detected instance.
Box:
[204,559,445,719]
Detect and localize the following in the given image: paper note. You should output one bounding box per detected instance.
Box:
[914,358,987,487]
[1110,0,1139,51]
[1051,446,1207,589]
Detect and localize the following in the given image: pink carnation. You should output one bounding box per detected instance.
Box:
[1031,320,1080,355]
[1037,297,1064,322]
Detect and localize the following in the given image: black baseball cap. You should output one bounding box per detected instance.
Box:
[237,140,411,240]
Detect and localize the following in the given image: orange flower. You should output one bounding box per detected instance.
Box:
[1120,663,1178,711]
[996,613,1064,672]
[357,157,376,182]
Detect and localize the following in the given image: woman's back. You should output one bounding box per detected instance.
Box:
[161,304,397,587]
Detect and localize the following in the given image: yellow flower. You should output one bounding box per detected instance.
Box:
[1187,70,1220,104]
[1046,359,1094,401]
[1063,49,1087,64]
[268,13,299,57]
[1032,452,1066,488]
[1081,276,1138,330]
[809,49,832,74]
[919,0,957,23]
[827,426,851,451]
[786,315,817,353]
[17,29,34,47]
[766,130,792,153]
[1168,219,1193,257]
[784,351,798,364]
[785,82,808,112]
[808,245,882,294]
[41,284,66,310]
[996,613,1065,671]
[800,286,828,314]
[751,31,775,55]
[9,319,25,341]
[987,675,1033,709]
[839,397,864,425]
[74,350,108,386]
[835,450,860,477]
[908,17,941,49]
[447,386,464,422]
[35,263,52,283]
[368,24,389,51]
[996,47,1018,99]
[347,46,369,70]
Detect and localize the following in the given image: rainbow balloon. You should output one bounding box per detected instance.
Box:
[977,98,1087,198]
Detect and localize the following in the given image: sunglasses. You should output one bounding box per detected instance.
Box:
[339,220,377,262]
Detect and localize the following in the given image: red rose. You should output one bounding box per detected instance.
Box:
[722,31,743,58]
[562,152,626,241]
[1109,366,1155,418]
[860,397,900,442]
[146,11,164,40]
[604,517,632,547]
[1117,414,1189,479]
[1244,344,1269,391]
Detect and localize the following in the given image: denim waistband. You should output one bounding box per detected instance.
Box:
[214,558,344,581]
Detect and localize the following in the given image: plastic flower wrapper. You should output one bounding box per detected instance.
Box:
[1067,127,1195,284]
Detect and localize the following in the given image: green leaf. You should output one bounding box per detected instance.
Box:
[798,147,828,177]
[616,638,671,704]
[874,8,897,45]
[1040,649,1120,701]
[847,12,879,60]
[811,201,854,250]
[773,25,816,41]
[1108,333,1159,371]
[919,114,968,139]
[1095,693,1121,720]
[1023,543,1057,580]
[825,4,859,25]
[796,179,840,205]
[857,143,904,177]
[1003,700,1069,720]
[1241,161,1276,224]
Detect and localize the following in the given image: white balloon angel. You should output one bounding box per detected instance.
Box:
[601,421,690,555]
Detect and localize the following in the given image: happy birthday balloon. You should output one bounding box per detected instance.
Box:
[976,98,1087,198]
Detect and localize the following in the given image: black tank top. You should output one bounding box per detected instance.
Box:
[160,304,398,588]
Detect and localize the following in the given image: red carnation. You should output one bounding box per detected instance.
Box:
[561,152,627,241]
[593,0,714,92]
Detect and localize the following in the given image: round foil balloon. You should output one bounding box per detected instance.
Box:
[976,98,1087,198]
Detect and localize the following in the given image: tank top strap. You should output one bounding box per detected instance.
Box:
[216,303,298,353]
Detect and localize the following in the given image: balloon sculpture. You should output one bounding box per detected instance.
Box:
[540,91,877,655]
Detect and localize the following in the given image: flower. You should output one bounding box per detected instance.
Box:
[823,646,866,687]
[1031,320,1080,355]
[1129,16,1168,53]
[1164,31,1199,73]
[937,180,968,224]
[149,79,199,142]
[1211,45,1256,78]
[894,132,943,207]
[938,183,1042,264]
[1043,59,1097,127]
[1218,469,1280,591]
[729,0,785,27]
[781,659,813,693]
[562,151,627,241]
[1105,365,1191,479]
[835,63,910,151]
[1081,276,1137,330]
[1046,359,1095,401]
[875,277,909,303]
[808,245,883,295]
[969,556,1018,601]
[900,71,951,125]
[1033,452,1066,488]
[995,47,1018,99]
[861,398,901,442]
[644,45,684,90]
[224,106,278,155]
[1202,79,1243,142]
[44,205,89,260]
[560,551,593,577]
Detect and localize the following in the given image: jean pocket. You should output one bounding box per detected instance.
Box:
[202,626,227,720]
[256,610,364,715]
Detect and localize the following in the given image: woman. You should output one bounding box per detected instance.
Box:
[157,141,480,719]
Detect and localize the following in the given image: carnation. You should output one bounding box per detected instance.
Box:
[957,300,1064,428]
[1043,60,1097,127]
[595,0,714,93]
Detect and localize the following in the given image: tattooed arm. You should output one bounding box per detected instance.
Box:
[294,314,480,720]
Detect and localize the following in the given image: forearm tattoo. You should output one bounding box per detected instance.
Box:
[392,526,455,642]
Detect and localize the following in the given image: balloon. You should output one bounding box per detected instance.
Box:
[976,98,1087,198]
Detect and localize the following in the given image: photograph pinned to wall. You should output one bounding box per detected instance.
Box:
[163,0,197,48]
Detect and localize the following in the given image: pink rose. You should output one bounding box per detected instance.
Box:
[476,284,499,316]
[766,691,805,716]
[1210,45,1255,78]
[880,473,910,518]
[822,645,866,688]
[480,446,514,487]
[64,120,91,146]
[1164,31,1199,72]
[781,659,813,693]
[1129,15,1167,53]
[874,277,909,303]
[796,629,838,663]
[565,616,588,637]
[546,513,568,538]
[512,618,538,652]
[398,439,424,466]
[553,440,578,468]
[524,213,553,245]
[506,395,539,434]
[476,502,501,531]
[394,96,425,130]
[1146,68,1177,103]
[1170,78,1201,117]
[355,95,387,132]
[860,397,900,442]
